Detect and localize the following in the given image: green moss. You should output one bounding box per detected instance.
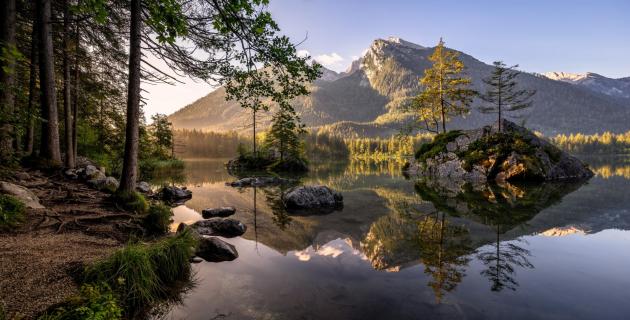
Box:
[112,191,148,214]
[415,130,463,162]
[143,203,173,235]
[458,132,539,175]
[38,284,122,320]
[0,194,26,230]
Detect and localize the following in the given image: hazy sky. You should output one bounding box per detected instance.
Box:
[143,0,630,119]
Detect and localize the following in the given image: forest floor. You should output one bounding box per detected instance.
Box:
[0,168,142,319]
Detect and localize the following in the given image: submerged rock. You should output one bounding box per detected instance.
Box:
[202,207,236,218]
[157,186,192,202]
[190,256,204,263]
[195,237,238,262]
[0,181,44,209]
[226,176,295,188]
[192,218,247,238]
[283,185,343,211]
[405,119,593,185]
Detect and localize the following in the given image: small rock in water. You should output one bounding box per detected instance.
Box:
[190,256,204,263]
[202,207,236,218]
[0,181,45,209]
[196,237,238,262]
[192,218,246,238]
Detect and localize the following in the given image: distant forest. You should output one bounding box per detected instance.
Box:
[175,129,630,160]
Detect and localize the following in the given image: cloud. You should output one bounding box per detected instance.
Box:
[314,52,344,70]
[296,49,310,58]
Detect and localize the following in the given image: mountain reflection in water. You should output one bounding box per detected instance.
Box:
[161,158,630,320]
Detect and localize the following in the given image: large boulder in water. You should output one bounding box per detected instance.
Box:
[405,119,593,186]
[192,218,247,238]
[283,185,343,211]
[0,181,44,209]
[202,207,236,218]
[157,186,192,202]
[195,237,238,262]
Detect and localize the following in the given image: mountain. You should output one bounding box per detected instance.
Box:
[542,71,630,99]
[169,37,630,136]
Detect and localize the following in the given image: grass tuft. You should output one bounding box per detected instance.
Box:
[0,194,26,231]
[83,230,197,314]
[143,203,174,235]
[112,191,148,214]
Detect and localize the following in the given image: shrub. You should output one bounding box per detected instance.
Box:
[112,191,148,214]
[144,203,173,235]
[0,194,25,230]
[38,284,122,320]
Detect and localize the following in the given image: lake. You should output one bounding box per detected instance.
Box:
[161,157,630,320]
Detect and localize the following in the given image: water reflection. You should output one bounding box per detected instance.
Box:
[162,157,630,320]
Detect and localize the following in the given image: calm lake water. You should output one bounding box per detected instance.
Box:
[161,157,630,320]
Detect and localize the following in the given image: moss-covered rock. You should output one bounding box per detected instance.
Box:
[406,120,593,185]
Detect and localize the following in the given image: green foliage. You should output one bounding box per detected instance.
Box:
[143,203,173,235]
[264,107,306,163]
[414,130,463,162]
[478,61,535,131]
[409,39,476,133]
[149,114,174,159]
[0,194,25,230]
[38,284,122,320]
[145,0,188,44]
[83,231,197,313]
[112,191,148,214]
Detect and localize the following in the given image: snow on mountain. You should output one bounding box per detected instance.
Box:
[543,71,630,99]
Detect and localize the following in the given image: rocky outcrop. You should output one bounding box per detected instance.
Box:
[192,218,247,238]
[0,181,44,209]
[406,120,593,186]
[226,176,295,188]
[283,185,343,211]
[87,176,119,193]
[202,207,236,218]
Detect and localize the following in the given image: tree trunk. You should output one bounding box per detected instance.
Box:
[62,0,75,168]
[72,25,79,161]
[37,0,62,165]
[0,0,16,162]
[118,0,143,193]
[25,13,39,155]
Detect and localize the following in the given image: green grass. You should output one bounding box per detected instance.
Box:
[82,230,197,314]
[112,191,148,214]
[415,130,463,162]
[38,284,122,320]
[143,203,174,235]
[0,194,26,231]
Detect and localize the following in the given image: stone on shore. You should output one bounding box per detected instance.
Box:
[195,237,238,262]
[0,181,44,209]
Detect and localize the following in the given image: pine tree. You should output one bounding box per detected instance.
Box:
[479,61,536,132]
[412,38,476,133]
[264,105,304,162]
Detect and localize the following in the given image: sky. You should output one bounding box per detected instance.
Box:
[143,0,630,119]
